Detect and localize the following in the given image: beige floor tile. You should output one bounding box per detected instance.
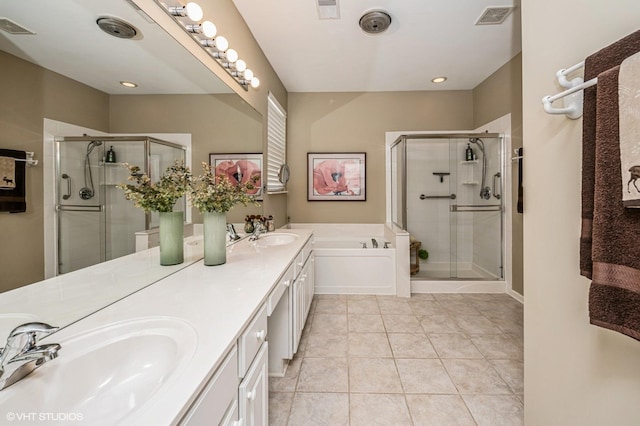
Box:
[305,333,348,357]
[310,313,348,335]
[350,393,412,426]
[409,293,436,300]
[382,314,423,333]
[454,314,503,334]
[438,300,482,315]
[348,314,386,332]
[296,357,348,392]
[377,297,414,314]
[287,392,349,426]
[462,394,524,426]
[433,293,466,300]
[314,294,348,301]
[408,300,447,316]
[315,298,347,314]
[429,333,484,359]
[419,314,463,333]
[406,394,476,426]
[396,359,458,394]
[470,334,523,360]
[270,352,303,392]
[348,298,380,314]
[349,358,404,393]
[442,359,512,394]
[349,332,393,357]
[269,392,294,426]
[388,333,438,358]
[490,359,524,394]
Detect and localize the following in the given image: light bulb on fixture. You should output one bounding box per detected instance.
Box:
[225,48,238,63]
[235,59,247,72]
[169,2,203,22]
[186,20,216,37]
[243,69,254,81]
[215,35,229,52]
[250,77,260,88]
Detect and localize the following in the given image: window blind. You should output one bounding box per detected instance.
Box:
[266,93,287,193]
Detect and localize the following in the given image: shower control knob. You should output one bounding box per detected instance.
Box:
[79,187,94,200]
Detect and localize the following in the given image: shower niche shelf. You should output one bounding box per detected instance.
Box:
[460,160,479,165]
[461,181,479,185]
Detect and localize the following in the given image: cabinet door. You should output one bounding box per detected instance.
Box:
[302,254,315,321]
[291,278,304,355]
[239,342,269,426]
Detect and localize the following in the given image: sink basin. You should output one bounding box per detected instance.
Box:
[0,317,197,425]
[256,233,299,247]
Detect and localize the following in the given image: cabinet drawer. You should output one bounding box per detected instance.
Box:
[181,346,238,425]
[267,264,294,316]
[239,304,268,378]
[302,238,314,262]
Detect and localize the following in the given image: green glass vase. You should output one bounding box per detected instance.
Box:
[159,211,184,266]
[203,211,227,266]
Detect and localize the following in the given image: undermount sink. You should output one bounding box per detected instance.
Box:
[0,317,197,425]
[256,232,299,247]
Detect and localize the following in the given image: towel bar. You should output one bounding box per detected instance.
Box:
[542,61,598,119]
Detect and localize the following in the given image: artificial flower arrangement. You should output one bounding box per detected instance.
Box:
[188,162,259,213]
[117,161,191,212]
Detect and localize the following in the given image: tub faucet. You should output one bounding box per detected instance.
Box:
[383,242,391,248]
[226,223,241,241]
[360,242,367,249]
[0,322,61,391]
[371,238,378,248]
[249,222,267,241]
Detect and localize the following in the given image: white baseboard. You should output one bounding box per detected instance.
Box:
[507,288,524,304]
[411,280,506,294]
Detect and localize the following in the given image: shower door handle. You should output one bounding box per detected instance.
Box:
[420,194,456,200]
[61,173,71,200]
[492,173,501,200]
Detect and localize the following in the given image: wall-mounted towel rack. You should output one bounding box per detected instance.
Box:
[12,152,38,167]
[542,61,598,119]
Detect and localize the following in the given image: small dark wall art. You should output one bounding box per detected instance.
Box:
[307,152,366,201]
[209,153,263,200]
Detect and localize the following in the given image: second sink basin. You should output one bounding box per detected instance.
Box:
[256,232,299,247]
[0,317,198,425]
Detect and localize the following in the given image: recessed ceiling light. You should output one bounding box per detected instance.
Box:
[120,81,138,88]
[431,76,447,84]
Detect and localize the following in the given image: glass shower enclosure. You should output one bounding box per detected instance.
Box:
[391,134,504,280]
[55,136,186,275]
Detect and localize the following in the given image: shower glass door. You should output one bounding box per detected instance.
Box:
[401,134,503,280]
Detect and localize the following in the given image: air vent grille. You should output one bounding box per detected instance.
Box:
[0,18,35,35]
[475,7,514,25]
[317,0,340,20]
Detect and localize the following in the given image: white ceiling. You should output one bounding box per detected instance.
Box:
[0,0,232,94]
[232,0,522,92]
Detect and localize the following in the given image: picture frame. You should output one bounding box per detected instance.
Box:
[209,153,263,200]
[307,152,366,201]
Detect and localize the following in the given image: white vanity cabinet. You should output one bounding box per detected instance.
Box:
[268,237,315,376]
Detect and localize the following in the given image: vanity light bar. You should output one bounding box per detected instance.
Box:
[157,0,260,91]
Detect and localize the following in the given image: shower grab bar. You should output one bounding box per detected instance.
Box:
[492,172,502,200]
[55,205,103,212]
[450,204,501,212]
[61,174,71,200]
[420,194,456,200]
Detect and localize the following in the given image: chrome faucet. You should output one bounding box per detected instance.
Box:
[226,223,241,241]
[249,221,267,241]
[371,238,379,248]
[0,322,61,391]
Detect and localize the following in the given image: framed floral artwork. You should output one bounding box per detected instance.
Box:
[209,153,263,200]
[307,152,366,201]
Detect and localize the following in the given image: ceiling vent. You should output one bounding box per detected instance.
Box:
[317,0,340,20]
[0,18,35,35]
[359,10,391,34]
[475,6,514,25]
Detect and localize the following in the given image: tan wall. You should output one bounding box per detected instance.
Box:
[287,91,473,222]
[522,2,640,424]
[473,54,524,295]
[109,94,264,223]
[0,51,109,292]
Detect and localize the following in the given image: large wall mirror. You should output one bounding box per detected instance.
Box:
[0,0,262,335]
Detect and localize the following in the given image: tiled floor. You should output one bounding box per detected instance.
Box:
[269,293,523,426]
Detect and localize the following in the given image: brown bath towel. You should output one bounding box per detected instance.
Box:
[580,29,640,278]
[589,66,640,341]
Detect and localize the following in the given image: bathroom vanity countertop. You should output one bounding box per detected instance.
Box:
[0,229,312,425]
[0,235,206,339]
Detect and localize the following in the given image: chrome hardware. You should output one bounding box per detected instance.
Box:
[227,223,241,241]
[0,322,61,391]
[371,238,378,248]
[249,222,267,241]
[420,194,456,200]
[492,172,502,200]
[383,242,391,248]
[360,242,367,249]
[61,174,71,200]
